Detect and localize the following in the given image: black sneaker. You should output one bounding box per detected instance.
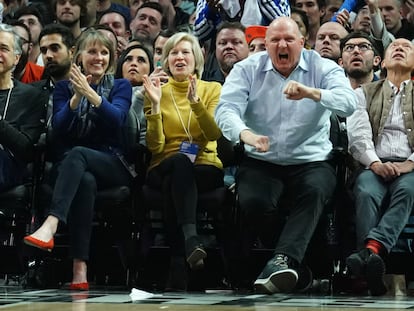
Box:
[254,254,298,294]
[346,248,386,296]
[185,236,207,270]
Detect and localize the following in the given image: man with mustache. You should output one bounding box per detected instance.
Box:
[31,23,74,127]
[129,2,164,47]
[338,31,382,89]
[54,0,86,40]
[346,38,414,296]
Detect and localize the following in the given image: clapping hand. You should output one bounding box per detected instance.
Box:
[70,64,92,97]
[143,74,162,114]
[187,74,200,104]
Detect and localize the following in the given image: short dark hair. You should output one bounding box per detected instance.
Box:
[7,19,32,44]
[14,5,44,27]
[135,2,166,29]
[52,0,87,19]
[99,8,131,30]
[290,7,309,35]
[153,29,176,47]
[39,23,75,50]
[340,31,383,58]
[291,0,326,9]
[216,21,246,38]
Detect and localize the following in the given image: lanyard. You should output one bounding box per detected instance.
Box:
[170,87,193,143]
[2,86,13,120]
[0,86,13,152]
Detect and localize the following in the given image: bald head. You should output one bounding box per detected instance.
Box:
[315,22,349,62]
[266,17,303,40]
[382,38,414,76]
[265,17,305,78]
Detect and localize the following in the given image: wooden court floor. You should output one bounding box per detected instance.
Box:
[1,285,414,311]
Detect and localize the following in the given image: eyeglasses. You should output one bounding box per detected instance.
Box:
[17,36,31,45]
[343,43,373,52]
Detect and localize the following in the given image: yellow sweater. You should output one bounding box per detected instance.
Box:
[144,77,223,170]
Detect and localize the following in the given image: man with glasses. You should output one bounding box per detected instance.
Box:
[339,32,382,89]
[14,5,44,65]
[8,20,44,83]
[346,38,414,296]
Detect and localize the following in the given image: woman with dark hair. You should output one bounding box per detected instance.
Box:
[24,28,133,290]
[115,44,154,144]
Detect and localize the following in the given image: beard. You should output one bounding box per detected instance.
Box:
[346,64,373,80]
[14,50,29,79]
[58,17,80,28]
[219,59,237,75]
[44,59,71,80]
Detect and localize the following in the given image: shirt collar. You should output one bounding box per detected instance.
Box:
[264,49,307,76]
[387,79,409,94]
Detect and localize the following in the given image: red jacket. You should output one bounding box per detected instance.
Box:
[20,62,44,83]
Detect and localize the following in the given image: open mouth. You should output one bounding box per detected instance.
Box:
[350,58,363,65]
[278,53,288,60]
[392,52,405,59]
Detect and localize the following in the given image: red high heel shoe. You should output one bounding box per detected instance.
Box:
[69,282,89,291]
[23,235,54,252]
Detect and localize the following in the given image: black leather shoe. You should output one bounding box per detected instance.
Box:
[165,256,187,292]
[185,236,207,270]
[366,253,387,296]
[346,248,372,277]
[346,248,386,296]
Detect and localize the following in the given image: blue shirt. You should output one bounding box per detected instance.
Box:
[215,49,357,165]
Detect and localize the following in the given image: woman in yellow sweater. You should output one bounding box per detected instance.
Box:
[143,32,222,286]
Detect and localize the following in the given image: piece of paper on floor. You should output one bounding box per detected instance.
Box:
[129,288,155,301]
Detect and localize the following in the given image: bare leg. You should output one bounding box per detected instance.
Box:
[72,259,88,284]
[29,215,58,242]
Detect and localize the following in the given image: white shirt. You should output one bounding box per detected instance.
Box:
[347,80,414,167]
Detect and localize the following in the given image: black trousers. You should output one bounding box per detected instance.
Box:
[48,146,131,260]
[146,153,223,255]
[237,157,336,264]
[0,148,27,192]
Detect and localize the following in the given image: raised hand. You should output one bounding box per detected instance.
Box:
[142,74,162,114]
[283,80,321,101]
[149,66,169,84]
[187,74,200,104]
[335,9,350,27]
[70,63,92,97]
